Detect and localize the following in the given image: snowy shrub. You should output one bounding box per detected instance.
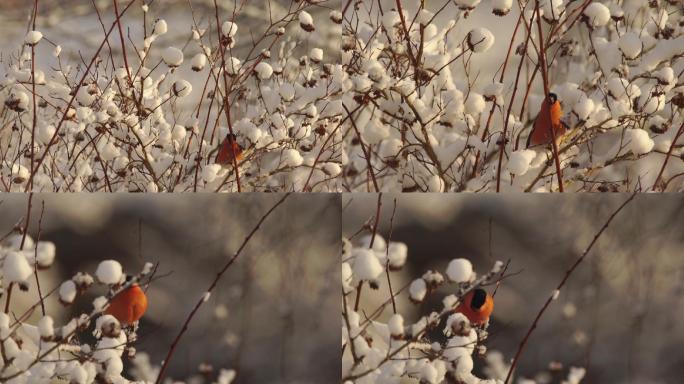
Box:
[343,231,510,383]
[340,195,624,383]
[340,0,684,192]
[0,1,342,192]
[0,193,292,383]
[0,231,160,383]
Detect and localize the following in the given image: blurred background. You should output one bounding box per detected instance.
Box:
[343,194,684,384]
[1,193,340,383]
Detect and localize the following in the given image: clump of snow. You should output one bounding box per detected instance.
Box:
[191,53,207,71]
[618,32,642,59]
[222,21,238,38]
[162,46,184,67]
[172,79,192,97]
[24,30,43,46]
[352,249,383,281]
[95,260,123,285]
[409,278,427,302]
[59,280,77,304]
[506,149,537,176]
[3,251,33,283]
[492,0,512,16]
[299,11,315,32]
[446,258,473,283]
[625,129,654,155]
[255,62,273,80]
[584,3,610,27]
[388,314,404,337]
[467,28,495,53]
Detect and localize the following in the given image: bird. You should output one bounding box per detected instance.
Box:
[526,93,568,148]
[215,133,244,166]
[456,288,494,326]
[105,284,148,325]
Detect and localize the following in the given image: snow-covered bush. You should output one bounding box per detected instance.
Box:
[0,230,163,383]
[343,230,511,383]
[340,0,684,192]
[0,1,342,192]
[341,197,600,383]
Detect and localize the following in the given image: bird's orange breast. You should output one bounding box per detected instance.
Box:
[106,285,148,325]
[456,290,494,326]
[216,138,244,165]
[529,100,565,147]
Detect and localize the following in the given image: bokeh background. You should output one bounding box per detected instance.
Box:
[343,194,684,384]
[1,193,340,383]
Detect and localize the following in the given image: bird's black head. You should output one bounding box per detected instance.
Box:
[226,133,237,141]
[470,288,488,311]
[548,93,558,104]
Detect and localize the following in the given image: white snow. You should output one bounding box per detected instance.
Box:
[387,242,408,269]
[35,241,56,268]
[162,46,184,67]
[506,149,537,176]
[255,62,273,80]
[24,30,43,46]
[456,0,482,10]
[38,316,54,339]
[282,148,303,167]
[3,251,33,283]
[618,32,642,59]
[584,3,610,27]
[154,19,168,35]
[409,278,427,302]
[445,258,473,283]
[626,129,654,155]
[467,28,495,53]
[191,53,207,71]
[352,249,383,281]
[310,48,323,62]
[59,280,77,304]
[388,314,404,337]
[465,93,486,115]
[221,21,238,38]
[172,79,192,97]
[202,164,222,183]
[492,0,512,15]
[299,11,314,31]
[95,260,123,285]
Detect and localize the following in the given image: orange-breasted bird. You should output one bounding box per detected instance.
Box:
[526,93,568,148]
[105,284,148,325]
[215,133,244,165]
[456,288,494,326]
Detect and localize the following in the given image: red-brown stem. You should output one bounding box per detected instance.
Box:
[25,0,136,191]
[503,192,636,383]
[212,0,242,192]
[496,9,536,192]
[534,0,564,192]
[472,11,524,178]
[28,0,39,192]
[33,200,46,316]
[343,103,379,192]
[154,193,291,383]
[112,0,133,86]
[651,121,684,191]
[385,198,398,314]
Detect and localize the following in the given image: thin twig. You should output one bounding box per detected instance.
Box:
[154,193,291,383]
[503,192,637,383]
